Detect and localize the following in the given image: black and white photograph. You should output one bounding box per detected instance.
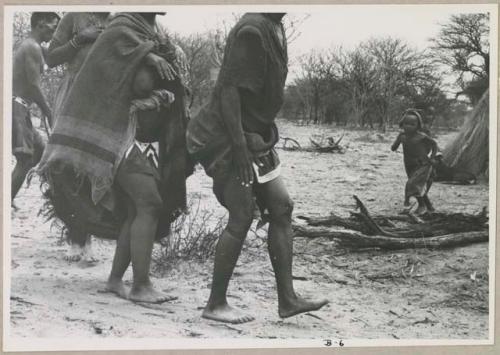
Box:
[2,3,498,352]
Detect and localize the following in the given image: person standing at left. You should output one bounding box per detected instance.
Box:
[12,12,60,205]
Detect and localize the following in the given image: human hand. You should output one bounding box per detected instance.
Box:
[233,145,254,187]
[145,53,177,81]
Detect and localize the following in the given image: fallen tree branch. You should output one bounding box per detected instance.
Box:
[294,196,488,250]
[281,137,302,151]
[293,225,488,250]
[278,135,346,153]
[297,197,487,239]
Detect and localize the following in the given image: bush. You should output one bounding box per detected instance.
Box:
[152,197,226,274]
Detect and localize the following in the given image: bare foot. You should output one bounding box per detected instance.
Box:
[202,303,255,324]
[81,245,98,264]
[65,244,83,262]
[279,297,328,319]
[64,253,82,262]
[129,284,176,304]
[105,278,129,299]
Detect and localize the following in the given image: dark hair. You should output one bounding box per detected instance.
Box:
[399,108,423,129]
[30,12,60,29]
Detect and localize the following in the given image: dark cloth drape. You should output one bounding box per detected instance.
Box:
[39,13,190,239]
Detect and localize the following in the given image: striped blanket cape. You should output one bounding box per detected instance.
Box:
[38,13,191,238]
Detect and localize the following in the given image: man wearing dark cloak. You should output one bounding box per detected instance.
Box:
[38,12,191,303]
[186,13,328,323]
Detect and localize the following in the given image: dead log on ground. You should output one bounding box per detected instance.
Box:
[279,135,346,153]
[293,225,488,250]
[294,196,488,250]
[297,197,487,239]
[309,135,345,153]
[281,137,302,151]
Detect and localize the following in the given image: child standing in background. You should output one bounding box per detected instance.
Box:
[391,109,440,215]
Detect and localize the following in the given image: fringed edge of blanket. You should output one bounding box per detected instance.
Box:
[36,169,71,244]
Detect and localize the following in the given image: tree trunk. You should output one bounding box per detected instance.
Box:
[442,89,489,178]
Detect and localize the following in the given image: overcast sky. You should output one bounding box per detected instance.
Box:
[159,4,492,84]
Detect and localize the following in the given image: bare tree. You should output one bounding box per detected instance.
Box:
[172,33,214,109]
[431,13,489,103]
[283,14,310,44]
[297,49,335,123]
[332,47,377,127]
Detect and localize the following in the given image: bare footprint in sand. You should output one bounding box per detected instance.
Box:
[202,303,255,324]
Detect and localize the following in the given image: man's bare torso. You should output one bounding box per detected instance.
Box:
[13,38,44,102]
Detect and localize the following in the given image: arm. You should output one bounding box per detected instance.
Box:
[24,44,53,126]
[391,133,402,151]
[220,85,253,185]
[46,14,102,68]
[427,136,438,159]
[216,27,266,186]
[45,13,77,68]
[46,39,80,68]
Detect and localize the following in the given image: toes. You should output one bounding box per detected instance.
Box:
[234,315,254,324]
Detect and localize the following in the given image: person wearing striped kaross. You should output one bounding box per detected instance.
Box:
[45,12,110,262]
[39,12,191,303]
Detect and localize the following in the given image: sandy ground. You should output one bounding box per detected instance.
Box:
[8,120,490,340]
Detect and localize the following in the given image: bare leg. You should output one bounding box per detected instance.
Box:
[116,171,174,303]
[106,199,135,299]
[81,236,97,263]
[202,175,255,324]
[11,155,33,202]
[257,177,328,318]
[423,195,435,212]
[415,197,428,215]
[12,132,44,204]
[65,227,90,262]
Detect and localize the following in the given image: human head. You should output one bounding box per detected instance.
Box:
[399,109,423,134]
[30,12,60,42]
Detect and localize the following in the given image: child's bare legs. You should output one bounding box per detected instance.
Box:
[404,198,410,207]
[113,171,173,303]
[202,175,255,324]
[257,177,328,318]
[415,197,428,215]
[423,195,435,212]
